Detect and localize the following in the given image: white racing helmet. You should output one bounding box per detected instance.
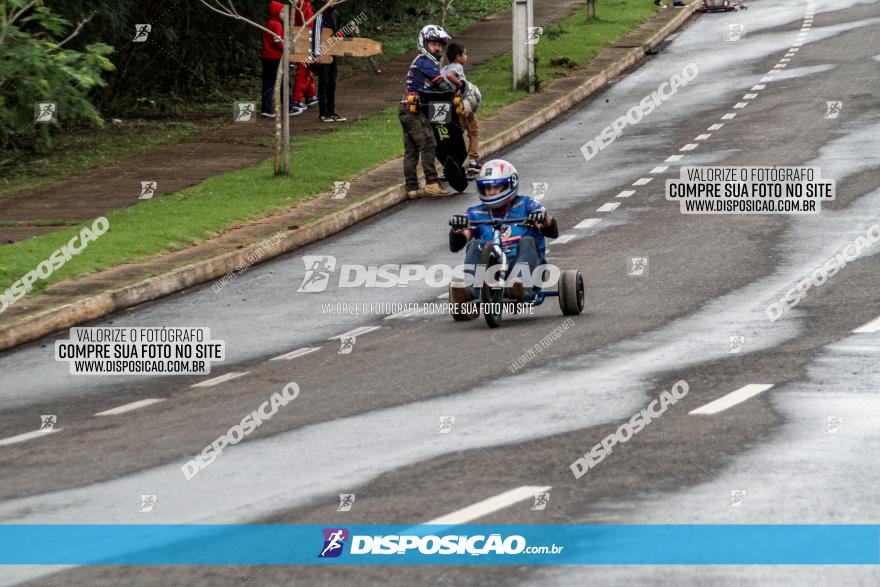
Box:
[476,159,519,209]
[418,24,451,63]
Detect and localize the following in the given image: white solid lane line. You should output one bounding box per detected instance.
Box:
[632,177,653,186]
[424,485,552,525]
[597,202,620,212]
[689,384,774,415]
[0,428,62,447]
[575,218,601,229]
[270,347,322,362]
[95,398,165,416]
[329,325,381,340]
[616,190,635,198]
[665,154,683,162]
[853,316,880,334]
[191,371,251,388]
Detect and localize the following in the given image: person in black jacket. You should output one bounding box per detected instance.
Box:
[314,2,350,122]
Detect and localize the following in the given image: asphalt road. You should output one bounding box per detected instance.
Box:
[1,0,879,584]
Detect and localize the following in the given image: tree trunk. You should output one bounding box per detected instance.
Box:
[273,58,283,175]
[587,0,596,21]
[281,4,291,175]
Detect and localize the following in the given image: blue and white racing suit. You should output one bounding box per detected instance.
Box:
[462,195,547,300]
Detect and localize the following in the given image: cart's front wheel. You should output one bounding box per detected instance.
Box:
[480,247,504,328]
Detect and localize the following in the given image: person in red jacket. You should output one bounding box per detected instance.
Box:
[291,0,318,114]
[260,1,301,117]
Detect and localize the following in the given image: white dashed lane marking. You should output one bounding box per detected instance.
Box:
[552,234,576,245]
[689,384,775,415]
[191,371,251,388]
[734,102,749,109]
[750,85,765,91]
[270,347,322,362]
[680,143,698,151]
[665,155,683,162]
[708,123,724,131]
[632,177,653,186]
[650,166,668,174]
[95,399,165,416]
[0,428,62,447]
[575,218,601,229]
[424,485,552,525]
[853,316,880,334]
[330,325,381,340]
[743,93,758,99]
[437,292,449,299]
[616,190,635,198]
[597,202,620,212]
[695,134,711,141]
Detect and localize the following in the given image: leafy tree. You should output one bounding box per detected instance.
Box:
[0,0,114,154]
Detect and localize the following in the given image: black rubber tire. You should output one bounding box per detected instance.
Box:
[444,159,469,193]
[449,283,479,321]
[559,269,585,315]
[480,247,503,328]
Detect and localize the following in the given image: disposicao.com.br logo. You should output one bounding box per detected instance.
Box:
[317,528,563,558]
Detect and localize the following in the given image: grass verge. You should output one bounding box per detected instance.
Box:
[0,0,657,299]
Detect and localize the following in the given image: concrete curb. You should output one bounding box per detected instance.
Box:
[0,3,699,353]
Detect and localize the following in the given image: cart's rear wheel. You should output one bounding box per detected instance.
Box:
[558,269,585,315]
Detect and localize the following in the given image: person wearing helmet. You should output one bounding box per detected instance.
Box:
[448,159,559,302]
[399,25,454,199]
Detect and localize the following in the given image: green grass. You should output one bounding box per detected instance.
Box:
[0,0,656,298]
[0,120,212,199]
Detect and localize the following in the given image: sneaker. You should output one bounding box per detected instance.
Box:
[320,115,335,123]
[421,183,453,198]
[291,101,306,111]
[330,113,348,122]
[406,188,422,199]
[673,0,685,6]
[466,160,482,173]
[260,112,276,118]
[289,106,305,116]
[306,96,319,107]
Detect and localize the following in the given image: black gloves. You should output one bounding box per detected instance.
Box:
[449,214,469,230]
[527,210,546,226]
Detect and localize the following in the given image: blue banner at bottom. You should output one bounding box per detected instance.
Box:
[0,525,878,565]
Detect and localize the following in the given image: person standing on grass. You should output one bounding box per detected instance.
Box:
[315,1,352,123]
[291,0,318,115]
[442,41,482,175]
